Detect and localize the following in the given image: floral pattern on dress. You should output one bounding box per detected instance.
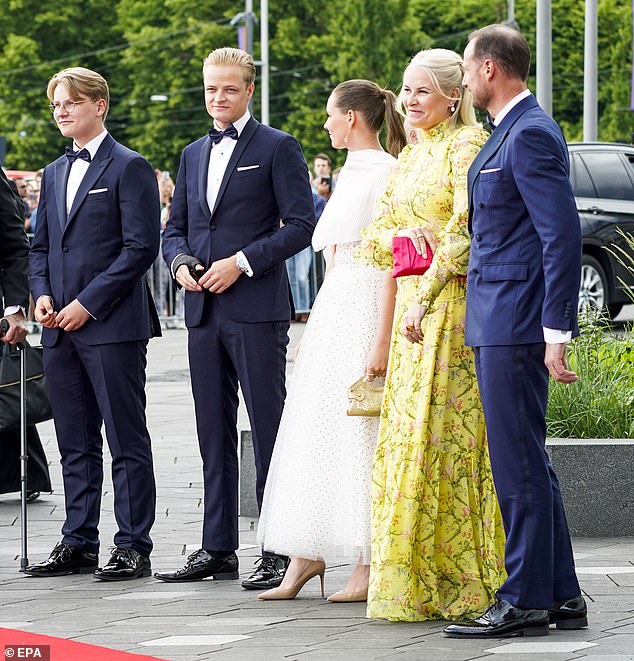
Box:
[359,122,506,622]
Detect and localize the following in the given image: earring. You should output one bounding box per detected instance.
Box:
[344,124,352,144]
[449,102,456,114]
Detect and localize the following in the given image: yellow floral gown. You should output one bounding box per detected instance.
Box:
[358,122,506,622]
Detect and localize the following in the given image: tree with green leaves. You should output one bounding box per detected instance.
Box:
[0,0,631,171]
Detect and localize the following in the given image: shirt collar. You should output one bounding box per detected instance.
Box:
[73,129,108,159]
[492,89,532,127]
[213,110,251,136]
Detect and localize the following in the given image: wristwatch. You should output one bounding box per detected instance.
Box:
[235,253,250,274]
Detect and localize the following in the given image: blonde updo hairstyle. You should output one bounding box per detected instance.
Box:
[397,48,478,130]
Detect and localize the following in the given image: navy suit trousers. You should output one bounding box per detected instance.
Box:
[188,295,289,552]
[44,334,156,557]
[474,344,580,608]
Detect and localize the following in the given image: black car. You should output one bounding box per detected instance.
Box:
[568,142,634,319]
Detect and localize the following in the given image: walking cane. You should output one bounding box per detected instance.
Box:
[0,318,29,571]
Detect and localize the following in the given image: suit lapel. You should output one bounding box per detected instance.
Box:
[197,136,212,218]
[54,159,70,231]
[64,134,114,232]
[468,95,539,223]
[210,117,259,218]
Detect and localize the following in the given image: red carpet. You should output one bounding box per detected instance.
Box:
[0,628,168,661]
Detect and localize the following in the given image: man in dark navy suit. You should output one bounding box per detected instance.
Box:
[0,168,29,345]
[0,170,52,501]
[27,67,161,580]
[443,25,586,638]
[157,47,315,588]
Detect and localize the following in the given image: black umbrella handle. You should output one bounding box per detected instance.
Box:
[0,318,9,338]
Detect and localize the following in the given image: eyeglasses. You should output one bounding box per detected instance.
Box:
[48,100,90,115]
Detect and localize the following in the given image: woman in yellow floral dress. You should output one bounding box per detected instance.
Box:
[358,49,506,622]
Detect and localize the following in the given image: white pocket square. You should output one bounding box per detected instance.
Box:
[88,188,108,194]
[480,167,501,174]
[236,165,259,172]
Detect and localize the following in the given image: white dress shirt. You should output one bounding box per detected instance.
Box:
[171,111,254,277]
[65,129,108,319]
[206,110,250,213]
[66,130,108,213]
[493,89,571,344]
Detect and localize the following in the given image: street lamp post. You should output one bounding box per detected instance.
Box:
[231,0,269,126]
[260,0,270,125]
[536,0,552,116]
[583,0,598,141]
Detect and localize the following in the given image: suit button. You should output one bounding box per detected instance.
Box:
[210,225,217,231]
[62,247,69,252]
[475,234,482,241]
[478,202,484,208]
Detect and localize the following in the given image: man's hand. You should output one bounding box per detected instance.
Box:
[198,256,242,294]
[34,296,58,329]
[0,311,28,344]
[56,299,91,332]
[175,264,204,292]
[315,180,331,200]
[401,302,427,344]
[545,342,578,384]
[396,226,438,257]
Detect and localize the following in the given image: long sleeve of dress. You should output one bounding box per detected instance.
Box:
[414,129,484,307]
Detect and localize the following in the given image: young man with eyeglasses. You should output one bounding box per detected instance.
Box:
[27,67,161,581]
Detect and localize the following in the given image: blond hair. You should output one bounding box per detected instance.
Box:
[47,67,110,120]
[397,48,478,130]
[202,47,256,86]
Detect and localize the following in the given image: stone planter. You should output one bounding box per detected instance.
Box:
[546,438,634,537]
[241,431,634,536]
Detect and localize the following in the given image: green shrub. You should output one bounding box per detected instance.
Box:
[546,316,634,438]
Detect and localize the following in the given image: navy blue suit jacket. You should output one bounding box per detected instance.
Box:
[29,133,161,346]
[465,95,581,346]
[162,118,316,326]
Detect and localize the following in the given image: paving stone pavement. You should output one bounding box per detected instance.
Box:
[1,327,633,661]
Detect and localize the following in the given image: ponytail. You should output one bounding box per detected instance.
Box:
[381,89,407,157]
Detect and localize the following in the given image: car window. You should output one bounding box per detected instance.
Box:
[580,152,634,201]
[570,154,596,197]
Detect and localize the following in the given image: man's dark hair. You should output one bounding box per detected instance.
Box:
[469,24,531,82]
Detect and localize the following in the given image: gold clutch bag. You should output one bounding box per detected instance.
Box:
[346,376,385,417]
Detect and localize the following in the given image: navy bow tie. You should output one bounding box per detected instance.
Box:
[208,124,239,145]
[485,114,496,132]
[65,146,91,163]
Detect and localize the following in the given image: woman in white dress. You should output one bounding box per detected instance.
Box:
[256,79,406,602]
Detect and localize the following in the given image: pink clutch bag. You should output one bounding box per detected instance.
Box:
[391,236,434,278]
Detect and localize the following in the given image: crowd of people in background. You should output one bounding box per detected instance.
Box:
[1,24,590,637]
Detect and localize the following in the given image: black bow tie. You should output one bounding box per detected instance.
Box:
[208,124,239,145]
[65,146,91,163]
[485,114,496,132]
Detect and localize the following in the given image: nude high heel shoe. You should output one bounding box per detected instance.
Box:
[257,560,325,600]
[327,587,368,603]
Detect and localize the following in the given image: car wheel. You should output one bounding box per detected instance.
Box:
[579,255,619,318]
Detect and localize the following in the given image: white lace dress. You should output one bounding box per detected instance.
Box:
[257,242,383,562]
[257,149,395,563]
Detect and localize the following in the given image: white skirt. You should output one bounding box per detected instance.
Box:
[257,243,382,562]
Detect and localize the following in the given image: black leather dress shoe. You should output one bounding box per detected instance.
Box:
[549,595,588,629]
[241,554,289,590]
[24,542,98,577]
[93,547,151,581]
[26,490,41,503]
[443,598,549,638]
[154,549,238,582]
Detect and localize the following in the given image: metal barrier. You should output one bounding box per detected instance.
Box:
[147,250,185,327]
